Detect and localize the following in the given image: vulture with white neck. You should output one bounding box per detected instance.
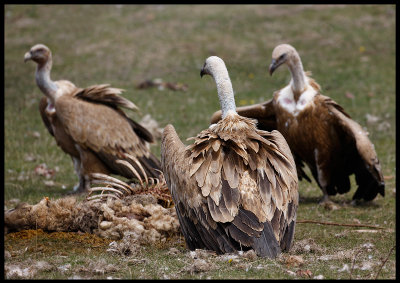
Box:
[211,44,385,203]
[25,44,162,193]
[161,56,298,258]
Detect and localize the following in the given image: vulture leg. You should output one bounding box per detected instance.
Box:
[314,151,335,204]
[73,145,111,193]
[71,156,83,192]
[72,174,90,193]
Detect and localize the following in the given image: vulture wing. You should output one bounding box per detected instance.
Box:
[39,96,54,136]
[74,84,154,144]
[161,116,298,257]
[324,96,385,201]
[55,86,160,180]
[74,84,139,111]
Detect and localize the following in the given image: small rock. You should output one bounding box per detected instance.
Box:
[58,264,71,273]
[189,259,210,273]
[284,255,304,267]
[5,265,32,279]
[24,153,36,162]
[286,270,296,276]
[32,131,41,138]
[188,249,216,259]
[167,247,180,255]
[44,180,55,187]
[360,261,374,271]
[365,113,380,124]
[296,269,312,278]
[377,121,391,132]
[242,249,257,260]
[99,221,113,230]
[34,261,53,272]
[321,201,339,211]
[338,263,349,272]
[362,243,374,250]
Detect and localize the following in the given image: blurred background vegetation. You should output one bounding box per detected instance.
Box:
[4,5,395,279]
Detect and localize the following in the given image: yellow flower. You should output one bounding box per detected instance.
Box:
[359,46,366,53]
[248,73,255,79]
[239,99,248,106]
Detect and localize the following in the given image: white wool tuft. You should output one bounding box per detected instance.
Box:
[5,194,180,244]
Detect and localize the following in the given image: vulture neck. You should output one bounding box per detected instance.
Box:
[212,67,237,119]
[35,58,59,103]
[287,52,307,101]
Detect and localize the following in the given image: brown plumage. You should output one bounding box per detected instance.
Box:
[25,44,161,193]
[161,56,298,258]
[211,44,385,203]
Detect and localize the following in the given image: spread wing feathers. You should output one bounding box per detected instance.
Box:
[210,99,277,132]
[39,96,54,136]
[74,84,139,111]
[325,97,385,201]
[162,116,298,257]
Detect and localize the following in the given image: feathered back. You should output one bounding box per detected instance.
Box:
[162,114,299,257]
[187,115,298,225]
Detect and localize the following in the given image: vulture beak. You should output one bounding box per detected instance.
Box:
[200,68,206,78]
[269,59,277,76]
[200,61,208,78]
[24,51,32,63]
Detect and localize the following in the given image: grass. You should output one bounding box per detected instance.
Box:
[4,4,396,279]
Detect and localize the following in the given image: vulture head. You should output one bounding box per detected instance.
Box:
[269,44,297,76]
[200,56,227,78]
[24,44,51,65]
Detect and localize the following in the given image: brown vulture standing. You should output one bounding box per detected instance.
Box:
[24,44,161,193]
[211,44,385,203]
[161,56,298,258]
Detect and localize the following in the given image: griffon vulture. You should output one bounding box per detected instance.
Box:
[211,44,385,203]
[25,44,161,193]
[161,56,298,258]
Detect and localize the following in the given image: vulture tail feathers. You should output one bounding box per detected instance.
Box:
[252,220,281,258]
[177,208,208,251]
[230,208,281,258]
[280,219,296,252]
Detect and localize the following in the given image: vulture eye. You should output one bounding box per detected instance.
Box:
[279,54,286,61]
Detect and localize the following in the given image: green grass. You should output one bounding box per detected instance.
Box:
[4,4,395,279]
